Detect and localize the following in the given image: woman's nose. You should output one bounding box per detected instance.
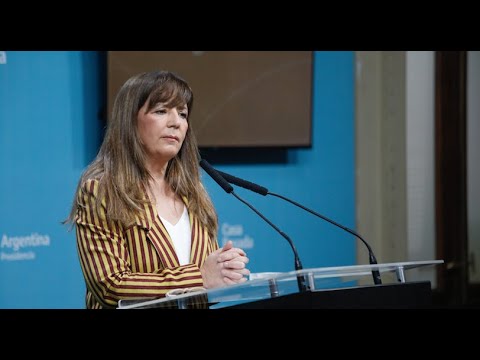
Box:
[168,110,181,127]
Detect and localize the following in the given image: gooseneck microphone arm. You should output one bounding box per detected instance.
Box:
[230,192,304,275]
[268,192,382,285]
[269,193,377,260]
[216,169,382,285]
[199,160,309,293]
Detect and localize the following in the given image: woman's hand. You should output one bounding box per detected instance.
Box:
[217,241,250,285]
[200,241,250,288]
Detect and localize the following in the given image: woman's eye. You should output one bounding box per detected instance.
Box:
[179,112,188,119]
[155,109,167,115]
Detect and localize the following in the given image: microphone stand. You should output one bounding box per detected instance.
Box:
[268,192,382,285]
[215,169,382,285]
[231,192,309,293]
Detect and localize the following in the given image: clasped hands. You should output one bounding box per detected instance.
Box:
[200,240,250,289]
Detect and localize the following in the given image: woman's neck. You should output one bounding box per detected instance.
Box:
[149,177,184,225]
[145,159,168,183]
[145,159,185,224]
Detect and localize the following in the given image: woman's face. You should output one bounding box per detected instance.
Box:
[137,100,189,164]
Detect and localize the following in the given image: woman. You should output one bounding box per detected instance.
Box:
[65,71,250,309]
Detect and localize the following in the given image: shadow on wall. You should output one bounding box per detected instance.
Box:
[199,147,289,165]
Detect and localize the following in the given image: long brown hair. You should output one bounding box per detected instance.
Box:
[65,71,218,241]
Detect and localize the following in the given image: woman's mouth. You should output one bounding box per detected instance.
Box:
[162,135,179,142]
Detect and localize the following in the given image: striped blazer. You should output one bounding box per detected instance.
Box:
[75,179,218,309]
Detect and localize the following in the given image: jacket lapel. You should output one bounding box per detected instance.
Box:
[136,199,181,268]
[187,198,212,267]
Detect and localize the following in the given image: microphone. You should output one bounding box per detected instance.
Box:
[215,169,383,285]
[199,159,309,293]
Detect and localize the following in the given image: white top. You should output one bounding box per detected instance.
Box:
[159,206,192,265]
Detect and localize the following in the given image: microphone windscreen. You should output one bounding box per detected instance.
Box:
[199,159,234,194]
[217,170,269,196]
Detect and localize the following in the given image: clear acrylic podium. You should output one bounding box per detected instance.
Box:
[117,260,444,309]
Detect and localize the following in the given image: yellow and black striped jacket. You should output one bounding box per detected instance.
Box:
[75,179,218,309]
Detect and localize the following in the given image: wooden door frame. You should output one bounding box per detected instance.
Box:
[434,51,468,306]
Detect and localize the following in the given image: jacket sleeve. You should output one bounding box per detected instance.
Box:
[75,179,204,308]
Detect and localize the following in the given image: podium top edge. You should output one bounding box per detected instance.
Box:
[117,260,444,309]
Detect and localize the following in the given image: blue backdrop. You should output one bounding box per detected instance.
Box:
[0,51,103,308]
[0,51,355,308]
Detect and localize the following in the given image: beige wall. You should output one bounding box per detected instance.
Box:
[355,51,441,287]
[355,51,407,271]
